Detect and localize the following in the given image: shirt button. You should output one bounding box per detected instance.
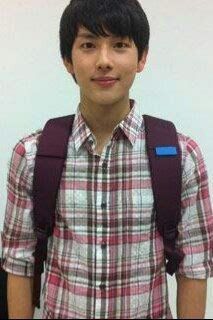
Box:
[99,283,106,290]
[101,202,107,209]
[102,162,108,173]
[101,241,107,249]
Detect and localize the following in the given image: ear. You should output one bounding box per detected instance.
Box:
[63,58,74,75]
[137,48,149,73]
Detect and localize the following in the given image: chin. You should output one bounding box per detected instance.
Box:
[92,96,122,106]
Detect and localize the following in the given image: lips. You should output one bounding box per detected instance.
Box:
[93,78,118,88]
[92,77,119,81]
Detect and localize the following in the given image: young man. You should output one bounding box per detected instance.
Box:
[2,0,213,319]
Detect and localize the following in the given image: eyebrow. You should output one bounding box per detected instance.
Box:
[78,32,98,39]
[77,32,126,39]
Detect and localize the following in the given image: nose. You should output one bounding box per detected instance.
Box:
[95,46,113,71]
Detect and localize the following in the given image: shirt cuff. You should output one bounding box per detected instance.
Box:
[176,260,213,279]
[1,256,34,278]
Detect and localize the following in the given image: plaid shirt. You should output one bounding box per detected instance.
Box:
[2,99,213,319]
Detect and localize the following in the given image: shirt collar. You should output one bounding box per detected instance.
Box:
[71,99,144,152]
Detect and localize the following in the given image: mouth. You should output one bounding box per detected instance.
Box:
[92,78,119,88]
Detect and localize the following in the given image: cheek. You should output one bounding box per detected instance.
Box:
[122,64,137,84]
[124,61,138,74]
[74,61,88,76]
[72,54,91,75]
[72,63,92,85]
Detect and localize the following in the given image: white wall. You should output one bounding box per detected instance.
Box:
[0,1,212,318]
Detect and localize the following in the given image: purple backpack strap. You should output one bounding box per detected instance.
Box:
[32,115,75,308]
[143,114,184,275]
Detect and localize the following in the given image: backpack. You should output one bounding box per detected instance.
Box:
[32,114,184,308]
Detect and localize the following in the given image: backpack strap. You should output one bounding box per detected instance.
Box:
[32,115,75,308]
[143,114,184,275]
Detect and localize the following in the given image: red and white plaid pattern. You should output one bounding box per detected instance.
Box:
[2,100,213,319]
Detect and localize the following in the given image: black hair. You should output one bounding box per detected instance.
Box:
[59,0,150,83]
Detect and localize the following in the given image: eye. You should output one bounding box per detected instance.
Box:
[80,42,95,49]
[80,42,130,50]
[115,42,129,48]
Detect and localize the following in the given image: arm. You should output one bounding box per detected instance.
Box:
[2,139,38,318]
[175,137,213,318]
[8,273,35,319]
[176,274,207,319]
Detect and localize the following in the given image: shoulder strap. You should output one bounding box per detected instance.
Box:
[32,115,75,308]
[143,114,184,276]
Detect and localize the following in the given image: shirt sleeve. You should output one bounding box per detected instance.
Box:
[176,137,213,279]
[1,140,36,277]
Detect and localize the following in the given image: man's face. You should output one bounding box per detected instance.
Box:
[64,26,148,106]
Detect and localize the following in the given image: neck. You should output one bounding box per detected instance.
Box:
[79,95,132,137]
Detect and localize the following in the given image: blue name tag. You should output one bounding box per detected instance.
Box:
[155,146,178,156]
